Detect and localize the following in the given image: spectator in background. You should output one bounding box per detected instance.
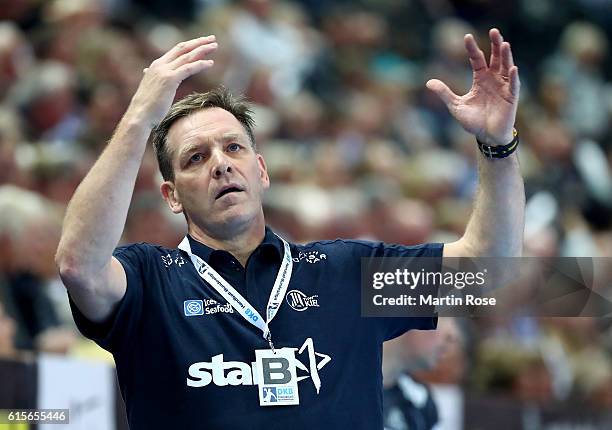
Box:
[0,185,76,353]
[0,22,34,99]
[226,0,322,101]
[542,21,610,140]
[0,302,16,358]
[7,60,81,144]
[0,107,29,188]
[383,318,461,430]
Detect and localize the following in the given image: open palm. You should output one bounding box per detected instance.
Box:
[427,28,520,146]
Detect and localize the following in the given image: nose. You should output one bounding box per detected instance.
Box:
[210,150,233,179]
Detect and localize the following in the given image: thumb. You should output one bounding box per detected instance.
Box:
[426,79,458,108]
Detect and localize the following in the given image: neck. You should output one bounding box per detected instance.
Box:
[187,217,266,267]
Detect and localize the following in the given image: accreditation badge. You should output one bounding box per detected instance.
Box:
[255,348,300,406]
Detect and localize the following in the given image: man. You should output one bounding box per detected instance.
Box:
[56,29,523,429]
[0,302,16,358]
[383,318,461,430]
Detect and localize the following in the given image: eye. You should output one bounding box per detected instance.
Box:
[189,153,204,164]
[227,143,241,152]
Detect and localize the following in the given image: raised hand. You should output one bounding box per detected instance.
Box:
[426,28,519,146]
[128,35,218,127]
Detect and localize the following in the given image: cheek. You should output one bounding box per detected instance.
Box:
[177,173,210,196]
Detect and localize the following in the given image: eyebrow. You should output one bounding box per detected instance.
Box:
[177,133,245,161]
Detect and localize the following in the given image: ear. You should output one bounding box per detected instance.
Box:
[256,154,270,190]
[160,181,183,214]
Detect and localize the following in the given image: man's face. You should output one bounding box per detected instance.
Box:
[404,317,460,368]
[161,108,269,236]
[386,317,460,371]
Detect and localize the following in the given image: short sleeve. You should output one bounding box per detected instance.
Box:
[371,242,444,341]
[68,243,148,353]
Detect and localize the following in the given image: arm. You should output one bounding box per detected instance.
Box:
[426,28,525,257]
[453,153,524,257]
[55,36,218,322]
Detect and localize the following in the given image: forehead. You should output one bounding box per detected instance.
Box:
[166,107,248,157]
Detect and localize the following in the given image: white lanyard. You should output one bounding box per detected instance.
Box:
[177,233,293,352]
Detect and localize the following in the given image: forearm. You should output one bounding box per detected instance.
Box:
[426,28,524,257]
[56,111,151,275]
[461,152,525,257]
[56,34,217,281]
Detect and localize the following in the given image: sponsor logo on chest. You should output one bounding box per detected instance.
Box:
[184,299,234,316]
[186,338,331,393]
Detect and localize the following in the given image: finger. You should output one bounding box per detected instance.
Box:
[489,28,503,72]
[158,35,216,64]
[426,79,459,108]
[464,34,487,72]
[175,59,215,81]
[509,66,520,97]
[169,42,218,69]
[501,42,514,77]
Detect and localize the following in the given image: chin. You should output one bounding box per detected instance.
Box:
[211,208,258,234]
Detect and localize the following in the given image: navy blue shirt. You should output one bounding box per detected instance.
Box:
[69,227,443,429]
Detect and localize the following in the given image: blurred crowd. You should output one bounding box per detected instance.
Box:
[1,0,612,412]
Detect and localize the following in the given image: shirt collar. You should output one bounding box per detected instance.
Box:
[185,226,283,263]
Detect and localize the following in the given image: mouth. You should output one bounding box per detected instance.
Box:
[215,185,244,200]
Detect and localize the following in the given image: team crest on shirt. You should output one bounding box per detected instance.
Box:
[286,290,319,312]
